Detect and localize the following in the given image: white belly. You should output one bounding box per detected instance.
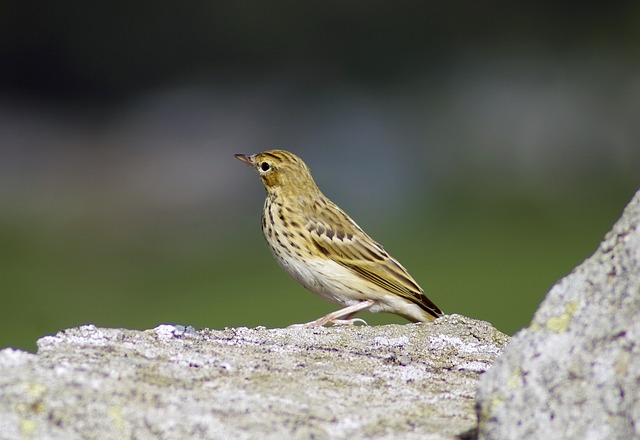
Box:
[274,252,365,306]
[271,251,431,322]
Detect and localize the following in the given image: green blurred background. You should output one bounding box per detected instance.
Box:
[1,2,639,351]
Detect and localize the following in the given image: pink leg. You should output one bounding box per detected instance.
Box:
[289,300,374,328]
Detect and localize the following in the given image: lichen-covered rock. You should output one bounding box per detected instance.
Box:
[0,315,507,440]
[477,190,640,440]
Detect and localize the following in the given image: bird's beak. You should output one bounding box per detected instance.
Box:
[234,153,255,168]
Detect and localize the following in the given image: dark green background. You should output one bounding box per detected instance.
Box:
[1,2,639,351]
[2,185,634,352]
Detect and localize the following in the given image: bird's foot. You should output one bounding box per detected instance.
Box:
[330,318,368,326]
[287,300,374,328]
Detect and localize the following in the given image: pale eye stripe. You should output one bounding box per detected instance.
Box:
[260,151,283,161]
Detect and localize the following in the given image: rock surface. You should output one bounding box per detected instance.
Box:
[0,314,507,440]
[476,190,640,440]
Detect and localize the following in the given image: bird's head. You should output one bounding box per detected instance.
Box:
[234,149,319,196]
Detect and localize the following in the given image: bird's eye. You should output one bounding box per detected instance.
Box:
[260,162,270,171]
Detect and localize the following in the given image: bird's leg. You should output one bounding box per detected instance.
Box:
[289,300,374,328]
[331,310,367,326]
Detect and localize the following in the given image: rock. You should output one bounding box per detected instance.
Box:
[476,190,640,440]
[0,315,507,440]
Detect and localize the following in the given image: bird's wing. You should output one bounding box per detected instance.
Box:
[305,199,442,318]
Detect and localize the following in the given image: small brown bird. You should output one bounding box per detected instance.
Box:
[235,149,443,327]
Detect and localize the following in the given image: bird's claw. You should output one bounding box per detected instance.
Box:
[287,318,368,328]
[330,318,368,326]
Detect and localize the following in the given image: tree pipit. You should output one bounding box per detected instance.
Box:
[235,149,443,327]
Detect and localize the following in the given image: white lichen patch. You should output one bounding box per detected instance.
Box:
[429,334,501,355]
[373,336,410,347]
[0,348,35,367]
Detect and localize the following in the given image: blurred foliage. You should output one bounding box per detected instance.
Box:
[1,1,639,101]
[1,184,634,352]
[0,1,638,353]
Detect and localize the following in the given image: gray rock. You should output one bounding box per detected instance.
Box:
[0,314,507,440]
[476,189,640,440]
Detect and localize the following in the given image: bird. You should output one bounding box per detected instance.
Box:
[234,149,443,327]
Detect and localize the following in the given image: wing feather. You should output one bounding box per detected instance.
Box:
[305,198,442,318]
